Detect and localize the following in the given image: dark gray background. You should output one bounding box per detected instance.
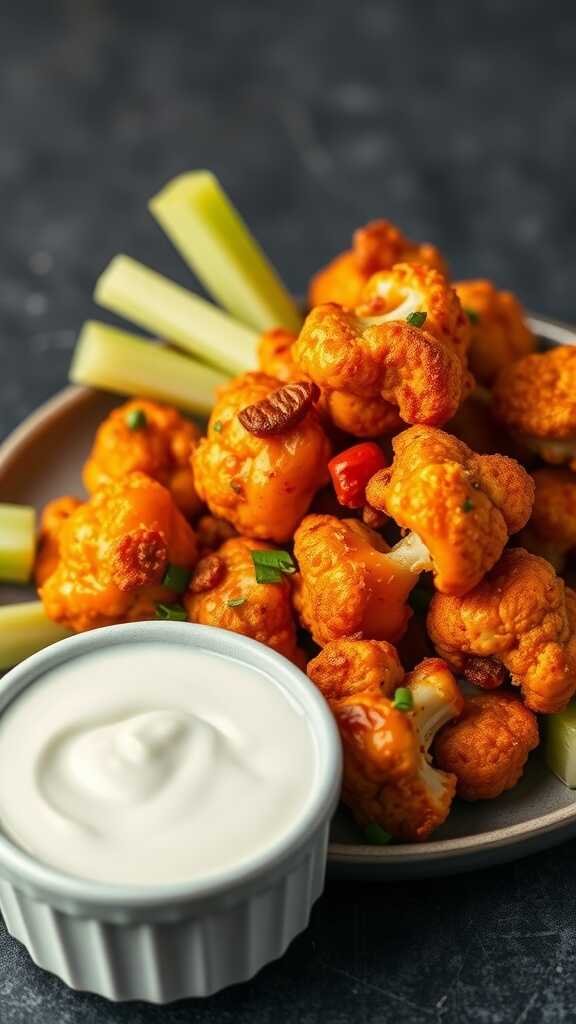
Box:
[1,1,576,1020]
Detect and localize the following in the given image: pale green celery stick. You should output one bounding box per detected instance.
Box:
[69,321,230,417]
[0,504,36,583]
[0,602,71,671]
[150,171,303,334]
[95,255,258,375]
[546,705,576,787]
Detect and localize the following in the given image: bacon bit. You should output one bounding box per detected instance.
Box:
[190,554,226,593]
[111,529,168,592]
[463,655,507,690]
[238,381,319,437]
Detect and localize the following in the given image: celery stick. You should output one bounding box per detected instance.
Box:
[95,255,258,375]
[69,321,230,417]
[546,705,576,787]
[0,504,35,583]
[0,602,71,671]
[149,171,303,334]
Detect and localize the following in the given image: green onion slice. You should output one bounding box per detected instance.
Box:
[227,597,247,608]
[162,563,192,593]
[364,823,392,845]
[251,549,296,584]
[155,602,187,621]
[406,311,427,328]
[125,408,148,430]
[465,308,480,324]
[392,687,414,712]
[461,498,474,513]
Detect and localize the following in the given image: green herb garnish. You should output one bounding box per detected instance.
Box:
[213,420,223,432]
[461,498,475,513]
[364,823,392,845]
[406,311,427,328]
[162,563,191,593]
[155,602,187,621]
[125,408,147,430]
[392,687,414,712]
[465,308,480,324]
[251,549,296,584]
[227,596,247,608]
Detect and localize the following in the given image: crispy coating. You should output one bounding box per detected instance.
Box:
[519,468,576,570]
[184,536,302,664]
[40,473,198,633]
[192,373,331,543]
[427,548,576,714]
[455,280,535,385]
[292,293,468,438]
[493,346,576,469]
[308,642,463,841]
[83,399,202,518]
[434,692,538,801]
[34,496,83,586]
[366,426,534,595]
[258,328,298,383]
[309,220,448,309]
[293,515,417,646]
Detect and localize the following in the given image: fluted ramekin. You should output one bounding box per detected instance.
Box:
[0,622,342,1001]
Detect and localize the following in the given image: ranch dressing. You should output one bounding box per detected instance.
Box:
[0,643,318,885]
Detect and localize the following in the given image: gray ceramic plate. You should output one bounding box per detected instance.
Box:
[0,314,575,879]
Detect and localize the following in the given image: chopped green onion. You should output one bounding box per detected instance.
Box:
[406,311,427,328]
[227,597,247,608]
[465,308,480,324]
[364,823,392,846]
[0,602,72,671]
[409,586,433,616]
[149,171,303,333]
[251,549,296,584]
[461,498,474,513]
[162,564,192,593]
[213,420,223,433]
[125,408,147,430]
[155,602,187,621]
[95,255,259,376]
[70,321,229,417]
[393,687,414,712]
[0,504,36,583]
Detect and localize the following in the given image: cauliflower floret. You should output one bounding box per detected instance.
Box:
[192,372,331,543]
[258,328,298,383]
[34,496,83,587]
[365,426,534,596]
[292,288,468,439]
[493,346,576,469]
[293,514,418,646]
[434,692,539,801]
[308,641,464,841]
[309,220,448,309]
[83,398,202,518]
[184,536,302,664]
[427,548,576,714]
[519,468,576,571]
[454,279,535,385]
[39,473,198,633]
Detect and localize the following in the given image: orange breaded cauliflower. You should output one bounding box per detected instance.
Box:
[292,293,468,439]
[493,346,576,469]
[40,473,198,633]
[83,398,202,518]
[184,536,302,664]
[258,328,298,383]
[309,220,448,309]
[455,279,535,385]
[427,548,576,714]
[293,514,417,646]
[308,641,463,841]
[519,468,576,571]
[192,372,331,543]
[434,692,538,801]
[365,426,534,596]
[34,496,83,587]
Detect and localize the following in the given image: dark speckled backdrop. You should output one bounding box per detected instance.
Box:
[1,1,576,1021]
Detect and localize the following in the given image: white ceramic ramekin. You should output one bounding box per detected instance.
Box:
[0,622,342,1002]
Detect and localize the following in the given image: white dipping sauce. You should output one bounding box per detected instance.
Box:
[0,643,318,885]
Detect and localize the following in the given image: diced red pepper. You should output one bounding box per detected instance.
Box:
[328,442,388,509]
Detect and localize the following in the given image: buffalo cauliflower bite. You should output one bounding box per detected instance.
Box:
[83,398,202,518]
[308,641,463,841]
[293,514,418,646]
[258,328,298,383]
[192,372,331,543]
[427,548,576,714]
[40,472,198,633]
[34,496,83,586]
[292,292,468,439]
[454,279,535,385]
[519,468,576,571]
[308,220,448,309]
[492,346,576,469]
[184,536,302,664]
[434,692,539,801]
[365,426,534,596]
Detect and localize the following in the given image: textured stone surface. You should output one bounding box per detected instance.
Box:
[1,0,576,1020]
